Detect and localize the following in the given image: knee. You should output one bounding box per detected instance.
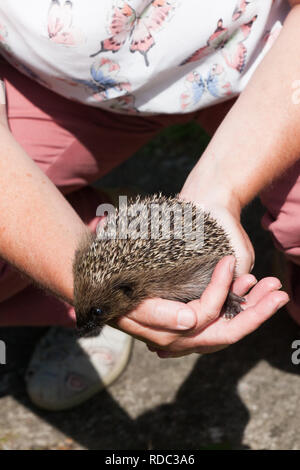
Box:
[0,261,31,303]
[261,209,300,258]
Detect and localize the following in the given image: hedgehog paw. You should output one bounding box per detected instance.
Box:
[223,292,245,319]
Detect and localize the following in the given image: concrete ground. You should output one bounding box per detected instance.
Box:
[1,123,300,450]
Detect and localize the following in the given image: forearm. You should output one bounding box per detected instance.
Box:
[181,6,300,215]
[0,123,87,304]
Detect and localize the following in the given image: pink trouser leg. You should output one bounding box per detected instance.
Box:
[260,160,300,324]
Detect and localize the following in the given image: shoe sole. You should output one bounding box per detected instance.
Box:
[28,335,134,411]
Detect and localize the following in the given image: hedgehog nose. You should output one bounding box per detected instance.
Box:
[76,320,96,337]
[75,313,91,331]
[76,313,104,337]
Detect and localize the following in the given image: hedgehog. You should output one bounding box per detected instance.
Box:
[73,194,245,336]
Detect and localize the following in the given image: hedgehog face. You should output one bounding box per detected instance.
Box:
[74,273,140,337]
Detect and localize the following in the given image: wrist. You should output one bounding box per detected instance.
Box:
[180,156,243,219]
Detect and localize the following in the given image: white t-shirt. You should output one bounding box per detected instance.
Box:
[0,0,290,115]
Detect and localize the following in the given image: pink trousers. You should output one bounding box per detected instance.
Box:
[0,58,299,327]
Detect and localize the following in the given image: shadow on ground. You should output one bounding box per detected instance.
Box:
[0,123,299,449]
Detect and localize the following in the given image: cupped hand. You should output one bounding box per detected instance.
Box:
[115,256,289,356]
[178,190,255,277]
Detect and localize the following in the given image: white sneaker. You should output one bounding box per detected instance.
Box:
[25,325,133,411]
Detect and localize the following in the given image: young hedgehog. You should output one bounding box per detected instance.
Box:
[73,194,244,336]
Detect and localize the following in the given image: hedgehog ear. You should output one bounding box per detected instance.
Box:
[116,281,135,298]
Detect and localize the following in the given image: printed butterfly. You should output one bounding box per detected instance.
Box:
[232,0,251,21]
[47,0,84,45]
[181,64,232,111]
[181,19,229,65]
[90,0,174,67]
[73,58,131,102]
[222,15,257,73]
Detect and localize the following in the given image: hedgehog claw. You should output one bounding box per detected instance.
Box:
[223,292,245,319]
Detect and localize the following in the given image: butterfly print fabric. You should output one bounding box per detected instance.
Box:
[91,0,175,67]
[0,0,290,114]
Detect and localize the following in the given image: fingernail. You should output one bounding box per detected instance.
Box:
[177,309,196,329]
[250,276,258,286]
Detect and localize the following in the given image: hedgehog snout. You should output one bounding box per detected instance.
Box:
[76,306,106,337]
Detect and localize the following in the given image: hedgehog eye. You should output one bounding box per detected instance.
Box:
[90,307,103,317]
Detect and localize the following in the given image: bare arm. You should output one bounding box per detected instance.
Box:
[0,85,87,303]
[179,4,300,277]
[181,5,300,215]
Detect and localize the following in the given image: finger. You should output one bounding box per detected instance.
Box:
[156,349,197,358]
[195,345,228,354]
[231,274,257,296]
[242,277,282,307]
[146,339,197,356]
[159,289,289,353]
[122,256,238,337]
[126,297,197,331]
[156,344,228,357]
[188,255,236,328]
[116,315,179,348]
